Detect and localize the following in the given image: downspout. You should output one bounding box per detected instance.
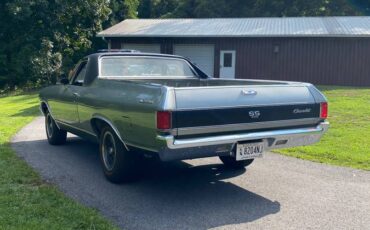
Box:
[101,37,111,50]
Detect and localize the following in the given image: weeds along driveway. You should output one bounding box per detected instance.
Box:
[11,117,370,230]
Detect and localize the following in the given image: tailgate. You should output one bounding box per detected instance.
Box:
[172,85,321,135]
[174,85,315,109]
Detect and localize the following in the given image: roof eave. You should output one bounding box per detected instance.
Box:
[98,34,370,38]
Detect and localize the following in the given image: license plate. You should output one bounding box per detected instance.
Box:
[236,142,264,161]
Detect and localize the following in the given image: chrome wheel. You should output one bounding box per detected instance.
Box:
[46,114,54,138]
[102,131,117,171]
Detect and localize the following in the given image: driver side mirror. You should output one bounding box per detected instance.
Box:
[59,74,69,85]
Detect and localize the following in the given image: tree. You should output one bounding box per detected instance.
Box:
[108,0,139,25]
[141,0,366,18]
[138,0,178,18]
[0,0,112,88]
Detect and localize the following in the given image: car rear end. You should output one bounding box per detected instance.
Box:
[154,82,329,161]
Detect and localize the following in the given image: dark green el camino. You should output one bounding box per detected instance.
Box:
[39,50,329,183]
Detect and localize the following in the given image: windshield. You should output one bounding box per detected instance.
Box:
[99,56,197,78]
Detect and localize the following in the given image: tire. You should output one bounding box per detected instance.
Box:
[99,126,138,183]
[219,155,254,169]
[45,112,67,145]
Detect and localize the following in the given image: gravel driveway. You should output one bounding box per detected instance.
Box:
[11,117,370,230]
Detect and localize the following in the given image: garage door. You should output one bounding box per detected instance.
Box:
[174,44,214,76]
[122,44,161,53]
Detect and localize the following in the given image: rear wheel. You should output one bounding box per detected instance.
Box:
[219,155,254,169]
[99,126,139,183]
[45,112,67,145]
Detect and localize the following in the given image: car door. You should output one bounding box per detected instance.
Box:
[51,60,87,125]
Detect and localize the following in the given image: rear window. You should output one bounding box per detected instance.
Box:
[99,56,197,78]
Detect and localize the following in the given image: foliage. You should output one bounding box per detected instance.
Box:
[138,0,178,18]
[276,86,370,170]
[0,0,369,90]
[0,94,118,229]
[31,39,62,85]
[107,0,139,25]
[139,0,367,18]
[0,0,112,89]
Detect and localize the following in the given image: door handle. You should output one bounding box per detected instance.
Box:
[73,92,80,97]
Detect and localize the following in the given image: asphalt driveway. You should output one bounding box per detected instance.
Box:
[11,117,370,229]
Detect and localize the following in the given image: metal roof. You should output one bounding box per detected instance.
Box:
[98,17,370,38]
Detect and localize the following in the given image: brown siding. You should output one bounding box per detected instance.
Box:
[109,37,370,86]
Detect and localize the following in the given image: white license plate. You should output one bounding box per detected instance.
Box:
[236,142,264,161]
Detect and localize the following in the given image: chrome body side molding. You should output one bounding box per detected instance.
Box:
[56,120,97,137]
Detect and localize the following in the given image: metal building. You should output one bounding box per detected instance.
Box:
[98,17,370,86]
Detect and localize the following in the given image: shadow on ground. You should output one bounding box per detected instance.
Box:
[10,105,39,117]
[13,136,280,230]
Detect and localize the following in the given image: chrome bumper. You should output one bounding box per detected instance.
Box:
[156,122,329,160]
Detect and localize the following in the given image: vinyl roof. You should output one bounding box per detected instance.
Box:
[98,17,370,38]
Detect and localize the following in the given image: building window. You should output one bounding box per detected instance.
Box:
[223,53,232,67]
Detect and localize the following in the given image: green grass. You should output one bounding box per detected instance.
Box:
[275,86,370,170]
[0,94,117,230]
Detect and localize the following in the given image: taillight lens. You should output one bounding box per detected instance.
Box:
[156,111,172,130]
[320,102,328,119]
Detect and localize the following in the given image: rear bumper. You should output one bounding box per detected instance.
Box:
[156,121,329,161]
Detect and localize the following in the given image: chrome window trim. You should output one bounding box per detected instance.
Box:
[176,118,322,136]
[98,76,197,80]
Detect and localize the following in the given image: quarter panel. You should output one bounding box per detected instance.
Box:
[76,79,165,151]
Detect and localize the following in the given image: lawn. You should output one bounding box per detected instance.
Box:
[275,86,370,170]
[0,94,117,230]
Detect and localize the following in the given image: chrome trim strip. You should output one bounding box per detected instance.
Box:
[174,102,317,111]
[124,141,158,153]
[177,118,321,136]
[56,120,97,137]
[157,121,329,149]
[172,84,304,90]
[92,115,130,151]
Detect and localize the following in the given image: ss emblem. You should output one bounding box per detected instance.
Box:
[249,111,261,119]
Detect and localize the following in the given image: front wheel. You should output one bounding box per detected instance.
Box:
[99,126,139,183]
[45,112,67,145]
[219,155,254,169]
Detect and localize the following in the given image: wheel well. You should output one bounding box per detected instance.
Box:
[90,118,108,138]
[40,102,48,115]
[90,118,129,150]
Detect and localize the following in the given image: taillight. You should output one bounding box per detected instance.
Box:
[320,102,328,119]
[156,111,172,130]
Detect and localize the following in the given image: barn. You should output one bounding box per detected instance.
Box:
[97,17,370,86]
